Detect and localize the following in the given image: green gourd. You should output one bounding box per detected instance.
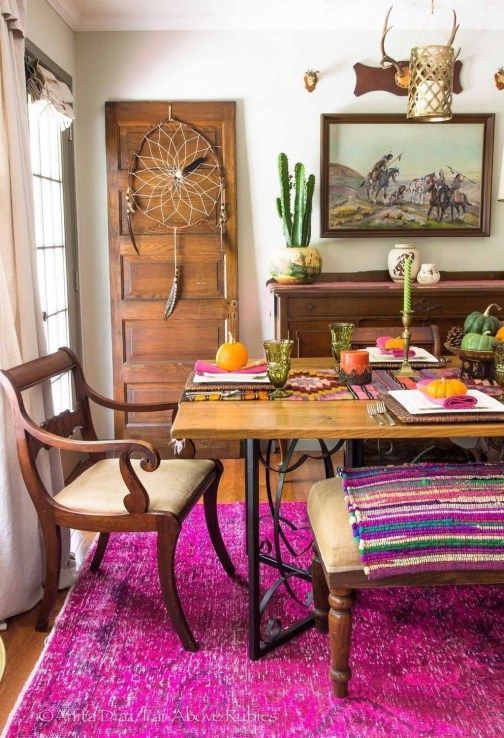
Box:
[460,331,497,352]
[463,303,502,335]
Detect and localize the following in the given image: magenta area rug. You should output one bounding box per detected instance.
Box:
[4,503,504,738]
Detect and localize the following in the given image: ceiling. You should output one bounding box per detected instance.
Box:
[48,0,504,32]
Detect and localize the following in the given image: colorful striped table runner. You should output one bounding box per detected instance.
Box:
[341,463,504,580]
[183,368,501,402]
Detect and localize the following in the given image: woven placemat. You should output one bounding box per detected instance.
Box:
[380,392,504,424]
[185,371,274,392]
[371,358,447,370]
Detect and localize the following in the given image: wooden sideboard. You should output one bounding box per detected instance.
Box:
[268,273,504,357]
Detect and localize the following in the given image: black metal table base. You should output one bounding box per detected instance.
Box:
[245,436,346,660]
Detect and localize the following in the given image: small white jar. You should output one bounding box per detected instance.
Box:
[417,263,441,285]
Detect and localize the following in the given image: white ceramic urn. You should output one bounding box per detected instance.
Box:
[417,263,441,285]
[387,243,420,283]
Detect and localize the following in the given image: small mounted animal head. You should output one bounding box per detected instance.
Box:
[304,69,320,93]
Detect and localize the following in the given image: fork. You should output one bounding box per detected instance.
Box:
[367,403,384,426]
[376,400,396,426]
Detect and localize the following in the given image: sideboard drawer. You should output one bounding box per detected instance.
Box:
[288,295,403,318]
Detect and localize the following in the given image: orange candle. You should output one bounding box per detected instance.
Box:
[339,350,370,373]
[338,350,372,386]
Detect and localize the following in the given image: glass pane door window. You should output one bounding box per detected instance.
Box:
[29,101,72,414]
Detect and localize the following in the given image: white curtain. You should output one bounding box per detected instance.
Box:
[27,58,74,129]
[0,0,71,623]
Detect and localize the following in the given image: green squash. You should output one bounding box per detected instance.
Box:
[461,331,497,352]
[463,303,502,335]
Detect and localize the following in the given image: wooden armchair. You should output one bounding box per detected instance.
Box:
[0,347,235,651]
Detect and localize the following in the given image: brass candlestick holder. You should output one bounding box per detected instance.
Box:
[394,309,417,377]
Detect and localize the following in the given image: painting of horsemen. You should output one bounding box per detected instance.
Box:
[321,114,494,238]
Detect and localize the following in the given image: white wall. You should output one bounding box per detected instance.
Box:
[75,29,504,434]
[27,0,75,76]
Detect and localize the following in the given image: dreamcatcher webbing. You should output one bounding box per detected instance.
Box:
[126,114,227,319]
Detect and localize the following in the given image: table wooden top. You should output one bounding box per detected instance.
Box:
[171,358,504,441]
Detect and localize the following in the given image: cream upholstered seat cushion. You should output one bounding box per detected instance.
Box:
[54,458,216,516]
[307,477,363,574]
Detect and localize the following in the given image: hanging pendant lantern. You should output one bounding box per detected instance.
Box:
[407,8,459,122]
[407,44,454,121]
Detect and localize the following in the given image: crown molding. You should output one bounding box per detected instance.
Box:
[45,0,81,31]
[42,1,504,32]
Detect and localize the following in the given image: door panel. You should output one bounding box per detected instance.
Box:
[122,259,222,301]
[106,101,239,457]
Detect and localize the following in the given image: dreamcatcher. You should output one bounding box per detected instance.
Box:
[126,108,227,318]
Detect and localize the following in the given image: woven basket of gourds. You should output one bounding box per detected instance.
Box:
[444,303,503,381]
[444,343,494,362]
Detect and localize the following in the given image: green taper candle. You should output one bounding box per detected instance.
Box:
[403,256,412,312]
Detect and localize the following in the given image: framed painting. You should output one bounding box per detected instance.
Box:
[320,113,494,238]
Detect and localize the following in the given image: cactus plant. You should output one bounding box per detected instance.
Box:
[276,153,315,247]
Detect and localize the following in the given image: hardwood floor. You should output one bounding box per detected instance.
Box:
[0,453,329,731]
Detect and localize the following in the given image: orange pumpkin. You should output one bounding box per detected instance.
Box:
[384,337,403,350]
[495,325,504,342]
[424,378,467,399]
[215,335,248,371]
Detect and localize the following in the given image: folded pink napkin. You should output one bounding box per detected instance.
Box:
[442,395,478,409]
[194,360,267,374]
[376,337,416,357]
[391,348,416,358]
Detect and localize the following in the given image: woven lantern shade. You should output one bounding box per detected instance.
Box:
[407,44,455,121]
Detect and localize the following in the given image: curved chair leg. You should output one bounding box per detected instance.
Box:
[157,515,198,652]
[329,587,354,698]
[203,460,236,577]
[90,532,110,572]
[312,549,329,633]
[36,521,62,632]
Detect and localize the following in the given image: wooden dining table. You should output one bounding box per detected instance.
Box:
[171,357,504,660]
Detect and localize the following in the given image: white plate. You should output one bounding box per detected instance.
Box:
[193,372,270,384]
[388,389,504,415]
[366,346,439,364]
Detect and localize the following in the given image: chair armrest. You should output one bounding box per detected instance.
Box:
[87,387,179,414]
[56,348,179,414]
[24,419,158,466]
[23,419,159,513]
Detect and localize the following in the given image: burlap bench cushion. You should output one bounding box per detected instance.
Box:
[307,477,363,574]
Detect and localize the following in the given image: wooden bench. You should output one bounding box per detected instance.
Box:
[308,473,504,697]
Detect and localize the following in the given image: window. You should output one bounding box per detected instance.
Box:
[27,52,79,415]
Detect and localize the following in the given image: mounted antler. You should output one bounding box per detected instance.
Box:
[446,9,459,47]
[380,6,403,77]
[380,6,411,89]
[447,9,461,60]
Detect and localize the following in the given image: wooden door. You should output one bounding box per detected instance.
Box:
[106,101,239,458]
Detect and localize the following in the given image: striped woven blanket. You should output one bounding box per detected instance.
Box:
[341,463,504,580]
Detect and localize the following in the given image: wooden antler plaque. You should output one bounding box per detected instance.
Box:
[353,60,462,98]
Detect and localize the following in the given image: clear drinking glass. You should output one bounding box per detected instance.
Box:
[263,339,294,399]
[329,323,355,367]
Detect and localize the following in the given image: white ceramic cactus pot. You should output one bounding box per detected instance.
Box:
[270,246,322,285]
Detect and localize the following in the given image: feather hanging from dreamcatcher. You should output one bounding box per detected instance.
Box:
[125,187,139,255]
[163,228,180,320]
